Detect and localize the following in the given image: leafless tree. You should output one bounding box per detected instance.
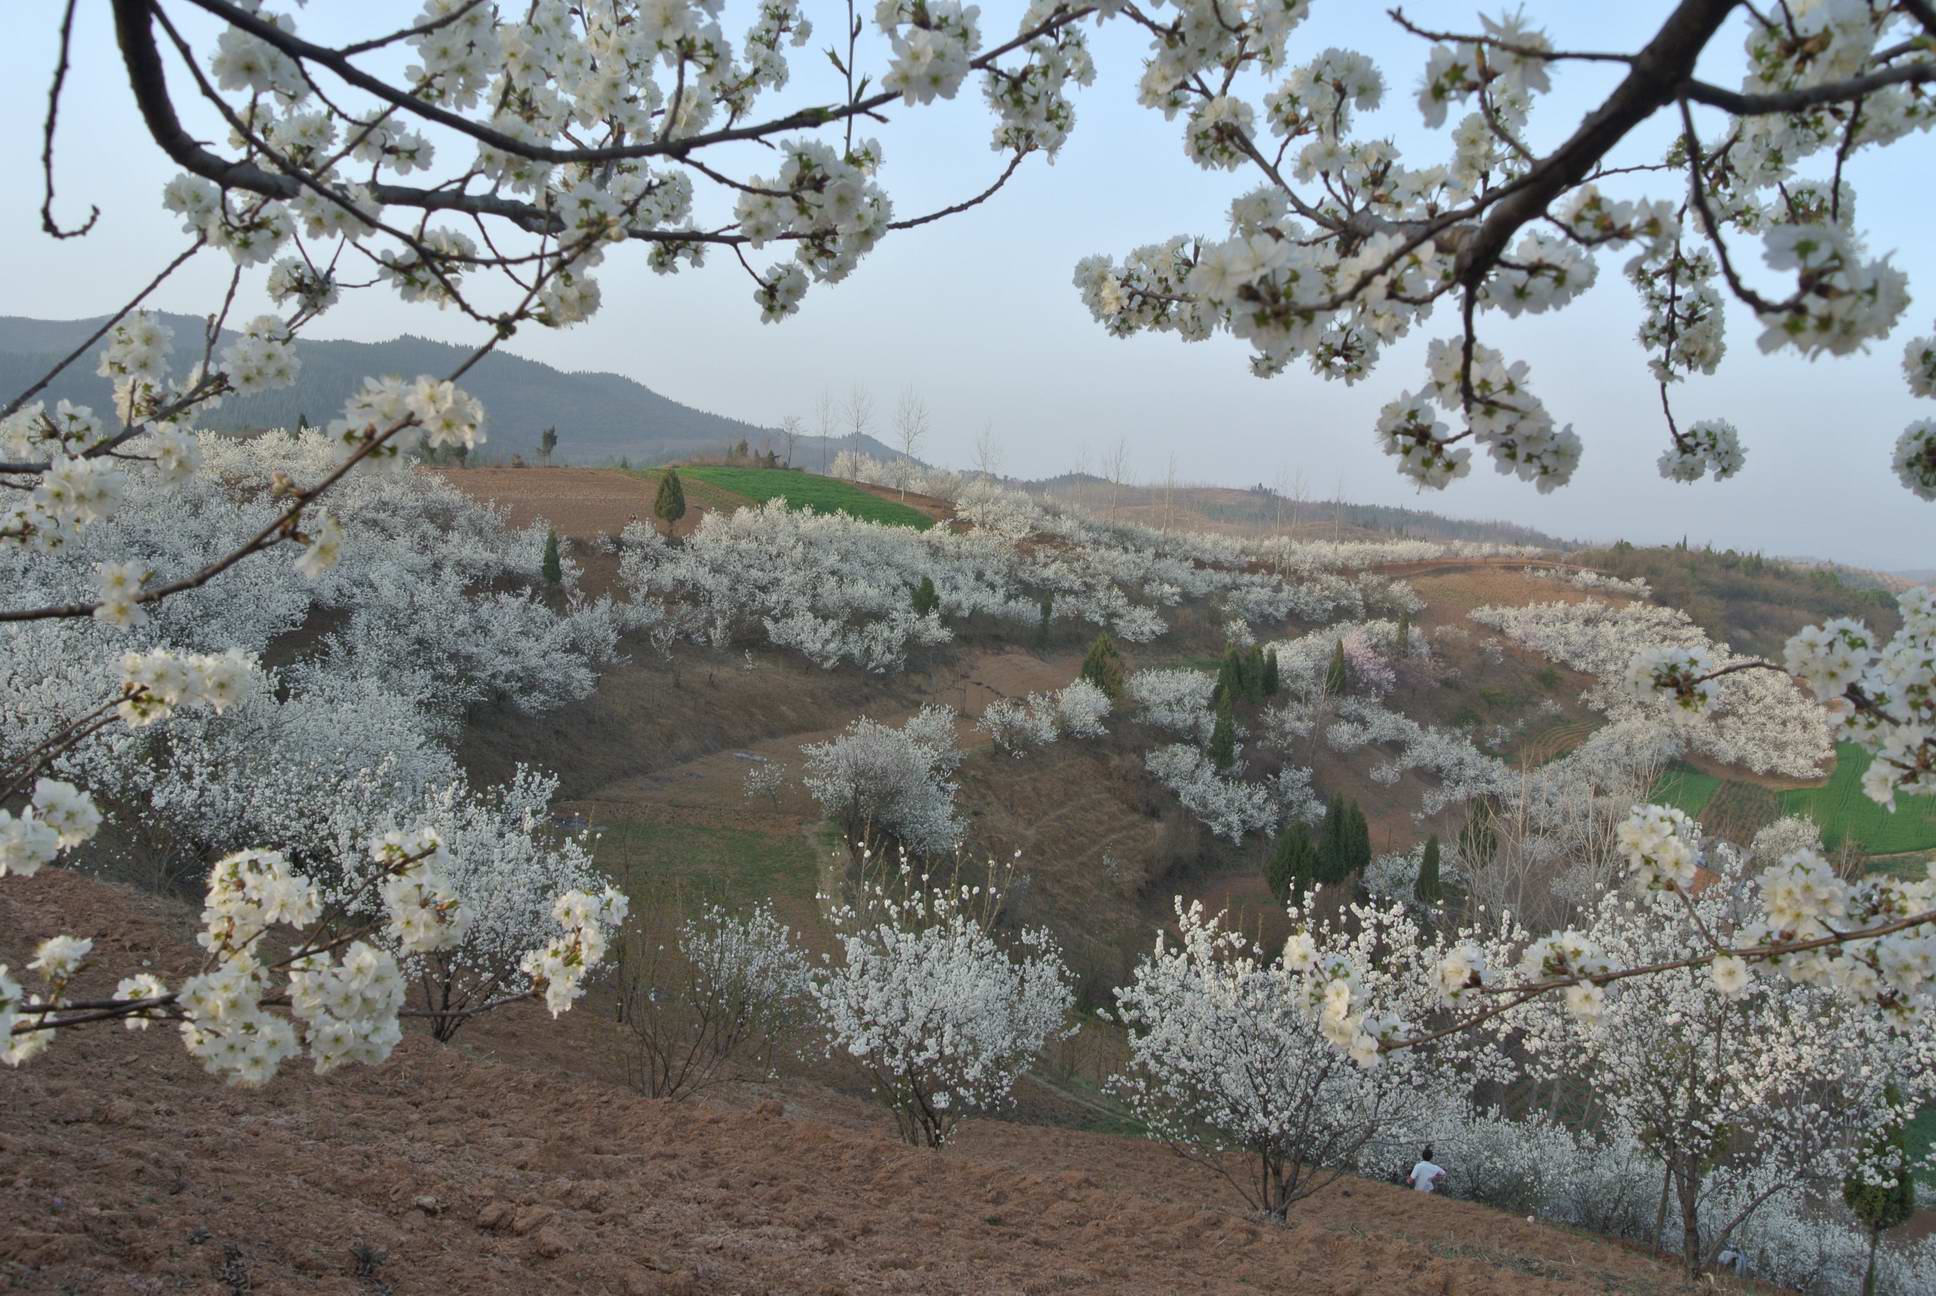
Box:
[843,384,875,478]
[972,421,1003,481]
[1271,466,1308,572]
[893,387,929,497]
[1104,436,1131,520]
[815,390,837,472]
[778,414,803,468]
[1162,452,1178,534]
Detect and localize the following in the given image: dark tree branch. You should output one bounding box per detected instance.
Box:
[1680,60,1936,114]
[41,0,98,238]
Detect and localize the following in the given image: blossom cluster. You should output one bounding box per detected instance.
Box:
[1078,1,1936,498]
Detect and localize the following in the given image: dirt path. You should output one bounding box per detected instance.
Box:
[567,646,1085,830]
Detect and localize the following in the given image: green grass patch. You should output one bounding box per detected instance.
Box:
[681,466,933,530]
[1778,744,1936,855]
[596,819,818,908]
[1908,1105,1936,1190]
[1651,763,1722,817]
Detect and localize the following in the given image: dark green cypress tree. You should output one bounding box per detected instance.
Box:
[1262,648,1280,696]
[1347,801,1371,875]
[1315,795,1348,886]
[542,527,563,585]
[1393,609,1412,656]
[1036,592,1053,648]
[1415,834,1443,905]
[1217,650,1243,706]
[1266,824,1317,906]
[1844,1086,1917,1296]
[1209,695,1236,772]
[655,468,688,526]
[1080,633,1126,702]
[1245,644,1266,702]
[1325,639,1348,696]
[911,575,940,617]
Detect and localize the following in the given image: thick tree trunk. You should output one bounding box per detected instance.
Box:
[1675,1167,1702,1283]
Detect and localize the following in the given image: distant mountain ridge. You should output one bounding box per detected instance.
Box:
[0,313,900,465]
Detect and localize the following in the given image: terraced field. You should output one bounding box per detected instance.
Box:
[682,465,935,530]
[1652,745,1936,856]
[1777,743,1936,855]
[1651,763,1721,817]
[1517,718,1594,766]
[1699,780,1781,845]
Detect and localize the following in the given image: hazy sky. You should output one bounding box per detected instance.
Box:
[4,3,1931,568]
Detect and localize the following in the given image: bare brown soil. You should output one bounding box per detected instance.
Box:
[5,868,1770,1296]
[431,466,745,539]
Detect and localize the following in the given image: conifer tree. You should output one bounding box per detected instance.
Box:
[1217,650,1243,706]
[1261,648,1280,696]
[1315,795,1348,886]
[1080,633,1126,702]
[1244,643,1266,702]
[1843,1086,1917,1296]
[911,575,940,617]
[1324,639,1348,696]
[541,527,562,585]
[1035,592,1053,649]
[1209,695,1236,772]
[1415,834,1442,906]
[1347,801,1371,876]
[540,425,559,465]
[1393,609,1412,656]
[655,468,687,528]
[1266,824,1316,906]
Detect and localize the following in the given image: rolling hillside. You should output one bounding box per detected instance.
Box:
[0,313,900,466]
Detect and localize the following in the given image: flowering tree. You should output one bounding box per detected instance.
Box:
[617,901,815,1100]
[1510,846,1935,1281]
[1110,900,1502,1221]
[801,705,963,857]
[320,767,605,1043]
[811,865,1075,1147]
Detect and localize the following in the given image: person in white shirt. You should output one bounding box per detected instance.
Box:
[1406,1146,1447,1194]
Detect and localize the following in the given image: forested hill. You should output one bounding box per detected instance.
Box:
[0,314,901,465]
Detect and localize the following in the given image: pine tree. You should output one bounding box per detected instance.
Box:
[540,425,559,464]
[911,575,940,617]
[1245,644,1266,702]
[1266,824,1317,906]
[1217,651,1243,708]
[1393,609,1412,656]
[1325,639,1348,696]
[1261,648,1280,696]
[1346,801,1371,876]
[655,468,687,527]
[1415,834,1443,905]
[1315,795,1349,886]
[541,527,562,585]
[1843,1086,1917,1296]
[1035,592,1053,649]
[1209,695,1236,772]
[1080,633,1126,702]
